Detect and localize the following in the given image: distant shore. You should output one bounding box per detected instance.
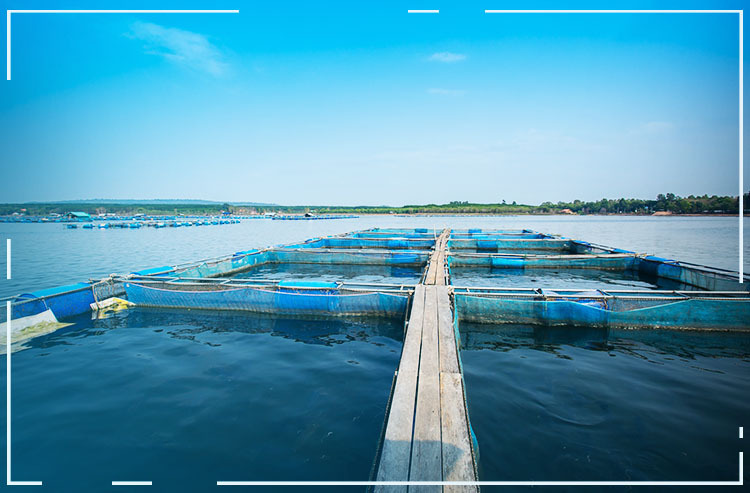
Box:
[358,212,743,217]
[0,193,746,217]
[1,212,744,221]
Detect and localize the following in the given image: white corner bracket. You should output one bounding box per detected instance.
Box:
[6,9,240,81]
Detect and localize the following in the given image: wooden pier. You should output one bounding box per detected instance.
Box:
[376,230,478,492]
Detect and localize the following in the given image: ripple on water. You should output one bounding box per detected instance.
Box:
[6,308,403,489]
[460,323,750,483]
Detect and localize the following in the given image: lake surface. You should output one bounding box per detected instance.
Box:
[460,323,750,487]
[1,215,748,491]
[0,215,747,298]
[229,263,423,285]
[3,309,402,491]
[450,266,691,290]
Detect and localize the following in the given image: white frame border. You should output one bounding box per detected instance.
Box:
[3,7,745,488]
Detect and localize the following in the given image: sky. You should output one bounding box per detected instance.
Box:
[0,0,746,206]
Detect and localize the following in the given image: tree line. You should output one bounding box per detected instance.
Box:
[536,193,746,215]
[1,193,747,216]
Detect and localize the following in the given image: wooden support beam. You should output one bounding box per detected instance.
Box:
[437,286,459,374]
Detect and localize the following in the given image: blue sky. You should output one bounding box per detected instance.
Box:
[0,1,746,205]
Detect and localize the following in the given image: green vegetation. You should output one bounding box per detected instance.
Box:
[537,193,746,215]
[314,200,535,215]
[0,203,233,216]
[0,193,746,216]
[311,193,746,215]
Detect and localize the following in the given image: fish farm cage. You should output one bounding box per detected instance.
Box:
[2,227,748,489]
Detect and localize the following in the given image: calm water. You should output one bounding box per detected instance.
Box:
[3,309,402,491]
[230,263,423,285]
[0,215,746,298]
[450,266,690,290]
[0,216,748,491]
[460,323,750,489]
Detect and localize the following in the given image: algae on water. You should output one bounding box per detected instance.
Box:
[0,310,73,354]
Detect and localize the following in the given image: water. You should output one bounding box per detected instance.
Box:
[229,263,423,285]
[450,266,690,290]
[4,309,403,491]
[451,247,575,254]
[460,323,750,489]
[0,215,746,298]
[0,215,747,490]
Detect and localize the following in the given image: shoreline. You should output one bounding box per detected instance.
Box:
[351,212,744,217]
[0,212,745,221]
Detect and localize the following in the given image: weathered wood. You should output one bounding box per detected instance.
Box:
[437,286,459,374]
[425,229,450,285]
[425,250,438,285]
[377,228,478,491]
[409,285,442,491]
[375,285,426,492]
[439,249,446,284]
[438,230,450,285]
[434,250,444,286]
[440,372,478,492]
[426,230,449,286]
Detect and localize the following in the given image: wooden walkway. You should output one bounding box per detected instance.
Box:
[376,230,478,492]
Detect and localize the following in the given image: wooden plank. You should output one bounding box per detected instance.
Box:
[378,228,478,491]
[427,230,449,286]
[437,286,459,374]
[436,250,446,285]
[433,250,442,286]
[439,230,450,285]
[424,229,450,286]
[409,286,442,491]
[425,251,438,285]
[375,285,426,492]
[440,372,478,492]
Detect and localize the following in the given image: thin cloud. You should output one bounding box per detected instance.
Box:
[428,52,466,63]
[129,21,228,76]
[427,88,466,96]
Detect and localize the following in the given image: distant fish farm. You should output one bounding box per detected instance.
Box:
[272,214,359,220]
[63,218,242,229]
[2,227,747,487]
[0,212,358,225]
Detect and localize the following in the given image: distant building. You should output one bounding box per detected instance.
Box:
[66,211,92,221]
[560,208,574,215]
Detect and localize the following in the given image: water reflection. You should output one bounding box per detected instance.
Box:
[460,322,750,483]
[460,322,750,361]
[231,263,422,285]
[451,267,692,290]
[22,307,405,353]
[6,301,402,487]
